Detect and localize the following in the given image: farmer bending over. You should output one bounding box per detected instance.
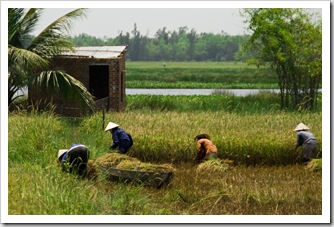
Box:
[293,123,319,163]
[58,144,90,177]
[105,122,133,154]
[194,134,218,163]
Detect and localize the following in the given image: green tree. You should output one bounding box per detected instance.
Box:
[8,8,95,111]
[241,8,321,110]
[69,33,105,46]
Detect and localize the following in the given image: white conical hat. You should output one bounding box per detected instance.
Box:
[58,149,68,159]
[293,123,310,131]
[104,122,120,132]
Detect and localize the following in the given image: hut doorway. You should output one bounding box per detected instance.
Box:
[89,65,109,99]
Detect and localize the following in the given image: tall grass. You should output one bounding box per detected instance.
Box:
[126,92,285,113]
[9,108,322,166]
[7,108,322,215]
[102,110,321,165]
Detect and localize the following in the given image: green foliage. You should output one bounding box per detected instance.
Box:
[8,8,95,111]
[69,26,249,62]
[240,8,322,110]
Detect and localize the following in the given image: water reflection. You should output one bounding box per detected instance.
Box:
[126,88,281,96]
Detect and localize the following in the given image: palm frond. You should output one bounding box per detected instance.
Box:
[8,8,42,48]
[44,8,87,34]
[29,70,95,111]
[8,44,49,72]
[30,8,87,56]
[20,8,42,40]
[8,8,24,43]
[8,8,92,112]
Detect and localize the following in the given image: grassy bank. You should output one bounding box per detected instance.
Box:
[126,61,277,89]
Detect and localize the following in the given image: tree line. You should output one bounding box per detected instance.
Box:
[68,24,249,62]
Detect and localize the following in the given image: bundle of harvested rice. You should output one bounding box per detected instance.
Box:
[95,152,140,167]
[116,160,175,172]
[116,159,141,171]
[94,152,176,173]
[196,159,229,173]
[131,162,176,173]
[306,159,322,172]
[86,160,98,180]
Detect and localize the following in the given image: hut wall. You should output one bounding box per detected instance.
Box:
[28,55,127,116]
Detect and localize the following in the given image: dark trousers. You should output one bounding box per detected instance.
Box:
[302,143,318,162]
[119,140,132,154]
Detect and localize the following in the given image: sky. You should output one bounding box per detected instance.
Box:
[33,8,249,38]
[30,4,322,39]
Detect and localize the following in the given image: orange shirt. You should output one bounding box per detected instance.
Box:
[196,138,218,161]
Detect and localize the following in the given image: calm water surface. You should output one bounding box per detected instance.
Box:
[16,87,321,97]
[126,88,280,96]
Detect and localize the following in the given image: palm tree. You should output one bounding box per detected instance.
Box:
[8,8,95,111]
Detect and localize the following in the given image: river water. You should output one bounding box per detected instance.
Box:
[15,87,321,97]
[126,88,280,96]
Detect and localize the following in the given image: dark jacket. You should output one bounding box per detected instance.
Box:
[110,128,133,154]
[61,144,90,176]
[296,130,318,147]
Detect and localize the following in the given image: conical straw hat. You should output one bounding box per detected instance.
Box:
[58,149,68,159]
[104,122,120,132]
[293,123,310,131]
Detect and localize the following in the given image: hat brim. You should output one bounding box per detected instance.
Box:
[293,123,310,131]
[104,122,120,131]
[58,149,68,159]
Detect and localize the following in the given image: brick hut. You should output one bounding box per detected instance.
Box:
[28,46,127,116]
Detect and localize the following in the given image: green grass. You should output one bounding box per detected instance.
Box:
[126,92,283,113]
[6,60,324,217]
[7,96,322,216]
[127,92,322,113]
[126,61,277,89]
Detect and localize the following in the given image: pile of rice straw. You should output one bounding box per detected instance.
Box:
[305,159,322,172]
[196,159,229,173]
[86,160,98,180]
[95,153,139,167]
[94,152,176,173]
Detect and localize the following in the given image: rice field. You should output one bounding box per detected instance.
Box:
[7,106,323,218]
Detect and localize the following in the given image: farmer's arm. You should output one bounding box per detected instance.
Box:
[195,140,205,162]
[110,131,119,149]
[295,133,304,148]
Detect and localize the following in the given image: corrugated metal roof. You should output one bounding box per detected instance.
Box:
[59,46,127,59]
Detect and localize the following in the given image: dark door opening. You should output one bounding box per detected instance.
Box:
[89,65,109,99]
